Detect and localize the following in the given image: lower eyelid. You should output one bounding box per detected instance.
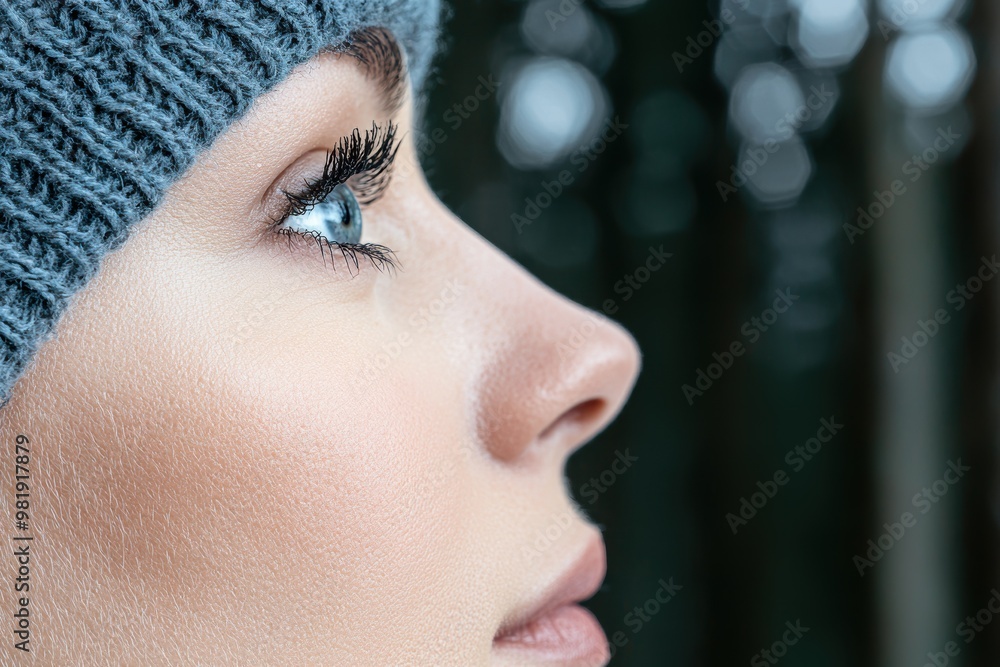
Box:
[271,227,398,275]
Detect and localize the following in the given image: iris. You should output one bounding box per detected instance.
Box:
[284,183,363,244]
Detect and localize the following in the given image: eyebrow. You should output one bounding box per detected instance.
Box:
[332,27,409,116]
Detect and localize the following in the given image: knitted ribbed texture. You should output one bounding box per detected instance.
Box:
[0,0,441,403]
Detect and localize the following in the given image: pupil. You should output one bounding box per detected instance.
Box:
[309,184,361,245]
[326,200,350,229]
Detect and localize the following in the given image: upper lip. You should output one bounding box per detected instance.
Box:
[494,533,607,641]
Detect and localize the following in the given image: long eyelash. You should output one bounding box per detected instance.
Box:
[283,120,400,213]
[272,228,398,275]
[272,121,401,274]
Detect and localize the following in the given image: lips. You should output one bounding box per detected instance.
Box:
[493,536,610,665]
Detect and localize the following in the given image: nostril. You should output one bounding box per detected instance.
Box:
[538,398,606,444]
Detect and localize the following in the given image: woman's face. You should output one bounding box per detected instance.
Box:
[0,38,639,666]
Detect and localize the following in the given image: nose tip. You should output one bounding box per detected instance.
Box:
[476,308,641,464]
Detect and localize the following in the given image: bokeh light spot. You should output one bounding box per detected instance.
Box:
[497,57,608,170]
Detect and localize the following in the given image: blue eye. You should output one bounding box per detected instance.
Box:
[281,183,362,244]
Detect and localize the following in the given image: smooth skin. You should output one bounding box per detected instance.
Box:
[0,44,640,666]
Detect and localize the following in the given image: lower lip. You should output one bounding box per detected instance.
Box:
[493,604,610,665]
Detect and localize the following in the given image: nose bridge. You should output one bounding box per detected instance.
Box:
[467,263,641,464]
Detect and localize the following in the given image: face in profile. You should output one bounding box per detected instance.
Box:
[0,31,640,666]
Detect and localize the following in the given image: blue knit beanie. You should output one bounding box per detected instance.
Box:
[0,0,442,403]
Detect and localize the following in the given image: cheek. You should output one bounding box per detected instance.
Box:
[14,226,492,656]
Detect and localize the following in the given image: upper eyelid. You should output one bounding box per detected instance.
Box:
[275,121,401,222]
[345,132,403,205]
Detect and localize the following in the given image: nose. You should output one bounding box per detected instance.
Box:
[470,259,642,464]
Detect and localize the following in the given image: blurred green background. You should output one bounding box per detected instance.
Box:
[422,0,1000,665]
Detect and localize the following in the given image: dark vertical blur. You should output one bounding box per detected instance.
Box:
[421,0,996,665]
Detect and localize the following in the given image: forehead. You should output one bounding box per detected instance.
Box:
[239,27,411,130]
